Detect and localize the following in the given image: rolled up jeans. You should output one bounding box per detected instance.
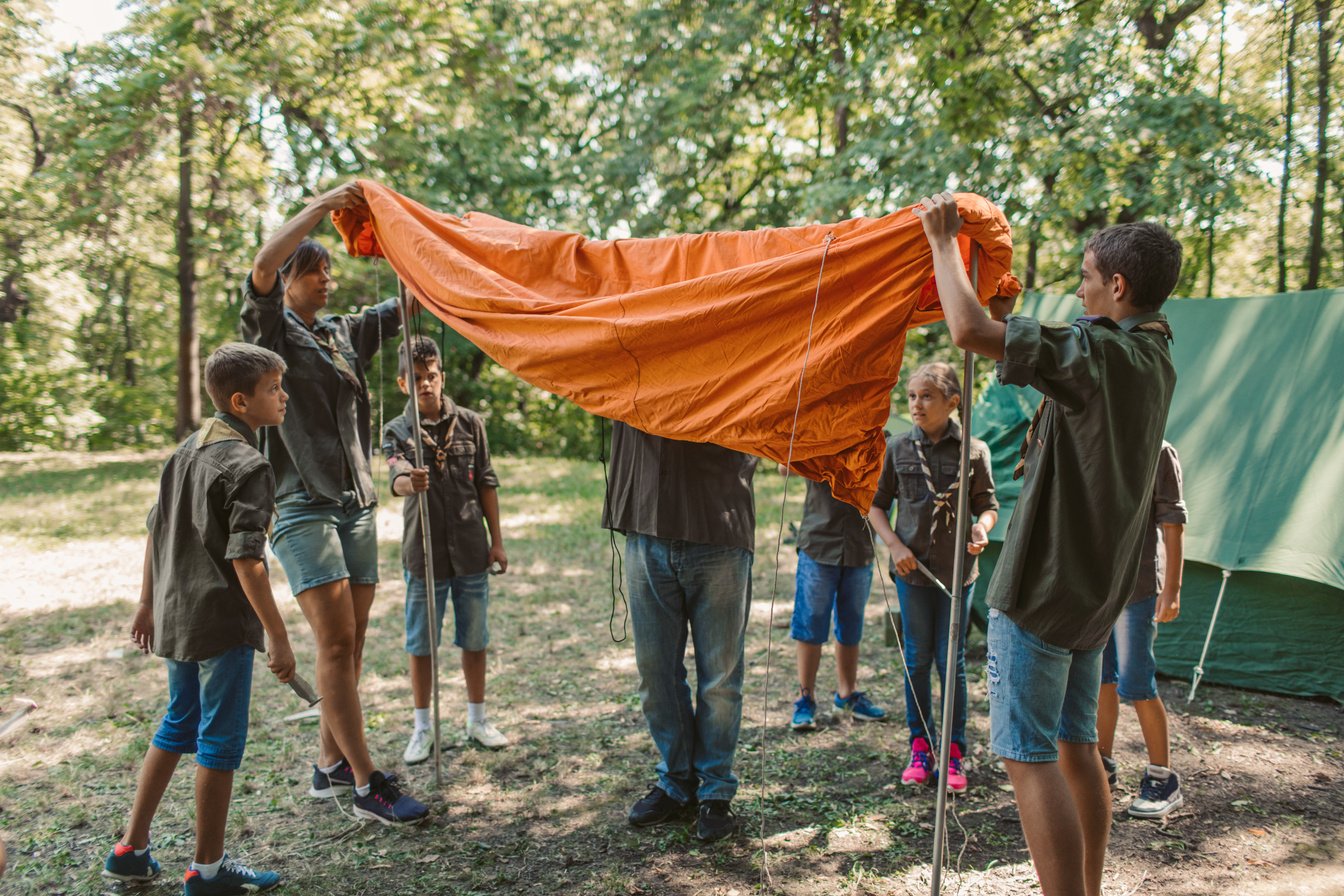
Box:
[625,533,753,804]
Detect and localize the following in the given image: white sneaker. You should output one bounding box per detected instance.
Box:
[403,727,434,765]
[466,719,509,749]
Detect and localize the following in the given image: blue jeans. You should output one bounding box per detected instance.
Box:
[271,490,379,595]
[626,533,753,804]
[1101,595,1159,701]
[790,549,873,646]
[152,645,255,771]
[987,608,1103,763]
[896,578,974,750]
[404,570,490,655]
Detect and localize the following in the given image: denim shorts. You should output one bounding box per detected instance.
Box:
[270,490,379,595]
[152,645,255,771]
[404,570,490,655]
[790,549,874,646]
[1101,595,1159,701]
[987,608,1103,763]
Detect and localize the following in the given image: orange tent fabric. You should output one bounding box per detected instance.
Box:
[332,180,1017,509]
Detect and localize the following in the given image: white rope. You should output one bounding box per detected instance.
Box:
[1187,568,1231,703]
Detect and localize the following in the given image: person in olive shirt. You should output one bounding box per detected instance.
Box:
[868,361,998,794]
[101,343,294,895]
[916,192,1181,896]
[242,181,427,825]
[384,336,509,762]
[787,473,886,732]
[603,423,756,843]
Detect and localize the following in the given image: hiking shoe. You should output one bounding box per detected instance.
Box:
[1101,754,1118,789]
[101,842,161,883]
[182,854,280,895]
[466,719,509,749]
[404,728,434,765]
[695,799,736,842]
[902,737,933,786]
[943,743,968,793]
[791,694,817,731]
[834,690,887,721]
[1128,765,1183,819]
[308,759,355,798]
[353,770,430,825]
[628,785,690,827]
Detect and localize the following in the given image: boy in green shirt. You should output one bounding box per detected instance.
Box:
[915,192,1180,896]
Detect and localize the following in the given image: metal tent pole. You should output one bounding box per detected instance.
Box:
[929,250,979,894]
[396,279,443,788]
[1187,568,1232,703]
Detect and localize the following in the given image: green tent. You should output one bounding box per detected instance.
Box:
[969,289,1344,703]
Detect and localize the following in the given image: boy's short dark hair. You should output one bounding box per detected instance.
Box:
[279,238,331,282]
[204,342,287,412]
[398,335,442,379]
[1085,222,1183,310]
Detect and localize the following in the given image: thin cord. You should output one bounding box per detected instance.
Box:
[757,232,834,891]
[599,416,628,642]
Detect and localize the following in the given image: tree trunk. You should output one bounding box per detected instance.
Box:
[1205,0,1227,298]
[175,93,200,439]
[1304,0,1333,290]
[1278,0,1299,294]
[121,266,136,387]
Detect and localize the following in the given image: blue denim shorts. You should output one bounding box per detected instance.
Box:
[790,549,873,646]
[1101,595,1159,701]
[271,490,379,595]
[152,645,255,771]
[987,608,1103,763]
[404,570,490,655]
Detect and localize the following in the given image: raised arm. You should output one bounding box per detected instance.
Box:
[913,192,1007,361]
[252,182,369,295]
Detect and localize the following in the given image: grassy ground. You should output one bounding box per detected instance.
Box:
[1,451,1342,896]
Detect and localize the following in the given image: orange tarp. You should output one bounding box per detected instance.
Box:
[332,180,1017,509]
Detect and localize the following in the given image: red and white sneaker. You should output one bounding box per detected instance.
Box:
[901,737,933,786]
[944,743,968,793]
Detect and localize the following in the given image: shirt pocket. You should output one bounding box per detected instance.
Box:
[895,461,927,502]
[446,442,477,485]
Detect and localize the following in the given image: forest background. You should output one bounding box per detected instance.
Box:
[0,0,1339,454]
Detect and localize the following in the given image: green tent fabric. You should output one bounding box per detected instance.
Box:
[969,289,1344,702]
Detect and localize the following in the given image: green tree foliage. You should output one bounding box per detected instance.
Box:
[0,0,1339,453]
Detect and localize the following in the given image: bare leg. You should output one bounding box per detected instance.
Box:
[297,579,375,786]
[122,746,182,849]
[1002,757,1088,896]
[1096,682,1119,758]
[410,653,432,709]
[795,641,822,695]
[1130,697,1171,768]
[1059,741,1111,896]
[350,583,376,684]
[462,649,486,705]
[192,766,234,866]
[834,642,859,698]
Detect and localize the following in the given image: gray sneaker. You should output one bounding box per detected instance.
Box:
[1127,765,1183,818]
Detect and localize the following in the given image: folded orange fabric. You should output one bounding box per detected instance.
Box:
[332,180,1015,509]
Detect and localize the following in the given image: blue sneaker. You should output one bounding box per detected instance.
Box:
[308,758,354,798]
[1128,765,1183,819]
[182,854,280,895]
[834,690,887,722]
[790,693,817,731]
[101,842,161,883]
[353,770,430,825]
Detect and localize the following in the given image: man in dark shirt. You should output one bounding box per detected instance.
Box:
[916,192,1181,896]
[602,423,756,843]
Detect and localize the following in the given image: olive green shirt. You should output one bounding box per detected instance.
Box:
[987,311,1176,650]
[797,478,874,568]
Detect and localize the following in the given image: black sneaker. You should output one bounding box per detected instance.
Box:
[353,770,430,825]
[308,759,355,798]
[1128,765,1183,818]
[1101,755,1118,789]
[695,799,736,842]
[628,786,690,827]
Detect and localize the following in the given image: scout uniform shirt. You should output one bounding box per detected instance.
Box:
[797,478,874,568]
[240,274,400,508]
[1129,440,1188,604]
[988,311,1177,651]
[147,413,274,663]
[870,418,998,588]
[383,396,500,578]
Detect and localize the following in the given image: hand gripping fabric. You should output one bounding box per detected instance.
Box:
[332,181,1017,510]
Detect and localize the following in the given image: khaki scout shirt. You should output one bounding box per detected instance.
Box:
[987,311,1176,650]
[870,418,998,588]
[797,478,874,568]
[148,413,274,663]
[239,274,400,508]
[383,397,500,579]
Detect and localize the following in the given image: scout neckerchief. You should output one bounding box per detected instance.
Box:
[911,428,959,535]
[418,400,459,472]
[311,323,363,393]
